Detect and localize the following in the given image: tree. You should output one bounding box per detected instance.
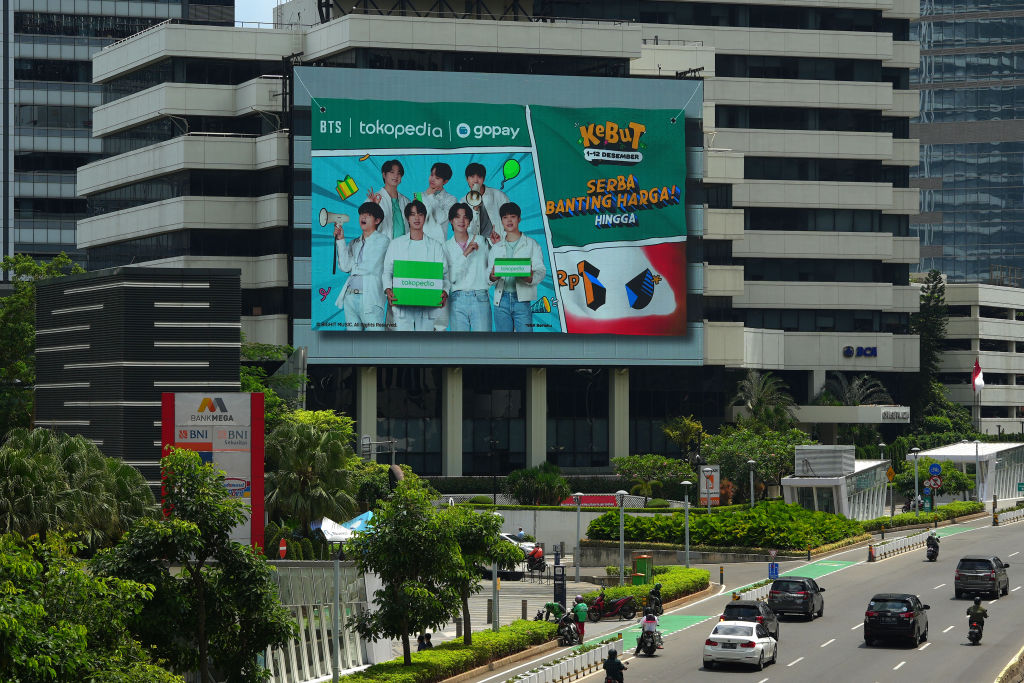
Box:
[437,506,523,644]
[502,462,571,505]
[611,453,696,506]
[730,370,797,432]
[348,481,462,665]
[703,425,815,497]
[0,533,184,682]
[0,428,156,550]
[92,448,295,683]
[661,415,707,467]
[240,338,306,433]
[264,420,358,535]
[817,372,894,449]
[909,269,948,422]
[0,253,84,432]
[893,456,972,501]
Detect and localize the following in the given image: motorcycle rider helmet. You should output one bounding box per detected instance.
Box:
[643,607,652,617]
[654,583,662,590]
[575,595,583,603]
[974,596,982,606]
[608,649,617,658]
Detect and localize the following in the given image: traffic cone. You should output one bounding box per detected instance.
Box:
[867,545,876,562]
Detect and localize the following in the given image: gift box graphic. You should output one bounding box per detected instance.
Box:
[392,260,444,306]
[493,257,532,277]
[335,175,358,199]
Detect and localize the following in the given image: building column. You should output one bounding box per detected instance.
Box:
[356,366,377,448]
[526,367,546,468]
[808,369,826,399]
[442,367,463,476]
[609,367,629,461]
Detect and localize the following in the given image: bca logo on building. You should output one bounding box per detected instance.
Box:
[198,397,228,412]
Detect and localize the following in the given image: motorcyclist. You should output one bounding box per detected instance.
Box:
[541,601,565,621]
[572,595,589,640]
[603,648,628,683]
[926,532,940,550]
[557,611,579,644]
[527,545,545,571]
[966,596,988,635]
[648,582,663,612]
[634,607,663,654]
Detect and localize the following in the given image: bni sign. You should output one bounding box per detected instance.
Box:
[700,464,721,506]
[161,392,265,548]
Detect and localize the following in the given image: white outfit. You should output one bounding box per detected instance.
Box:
[445,235,492,292]
[334,231,389,329]
[460,185,509,240]
[376,191,410,239]
[486,233,547,306]
[421,189,457,244]
[383,234,450,331]
[640,616,659,633]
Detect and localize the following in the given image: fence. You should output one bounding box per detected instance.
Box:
[505,641,618,683]
[738,583,771,601]
[870,529,929,561]
[997,506,1024,525]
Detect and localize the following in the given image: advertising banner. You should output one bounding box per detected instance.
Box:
[311,98,687,336]
[161,392,265,547]
[700,465,721,507]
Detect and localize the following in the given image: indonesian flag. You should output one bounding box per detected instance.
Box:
[972,357,985,392]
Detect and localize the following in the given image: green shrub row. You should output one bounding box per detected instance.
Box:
[459,501,752,514]
[646,498,669,508]
[586,502,864,550]
[582,565,709,606]
[263,522,331,560]
[860,501,985,531]
[344,619,558,683]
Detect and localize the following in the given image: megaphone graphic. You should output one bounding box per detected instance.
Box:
[466,182,483,208]
[319,208,350,228]
[530,296,558,313]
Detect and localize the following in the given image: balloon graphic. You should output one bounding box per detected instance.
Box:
[500,158,520,189]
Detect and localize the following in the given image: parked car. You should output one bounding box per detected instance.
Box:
[703,620,777,671]
[766,576,825,619]
[498,533,535,556]
[955,555,1010,599]
[863,593,929,647]
[720,600,780,641]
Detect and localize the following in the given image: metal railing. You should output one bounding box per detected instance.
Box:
[871,529,929,561]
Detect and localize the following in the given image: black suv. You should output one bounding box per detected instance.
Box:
[720,600,780,641]
[863,593,929,647]
[766,576,825,620]
[955,555,1010,599]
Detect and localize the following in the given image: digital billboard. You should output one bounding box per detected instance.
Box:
[311,99,687,336]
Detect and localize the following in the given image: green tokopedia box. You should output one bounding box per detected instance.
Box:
[493,257,532,277]
[392,260,444,306]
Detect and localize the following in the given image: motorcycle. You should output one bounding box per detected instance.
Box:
[926,544,939,562]
[968,619,983,645]
[647,590,663,616]
[588,590,637,622]
[526,546,547,573]
[557,613,581,645]
[637,630,658,656]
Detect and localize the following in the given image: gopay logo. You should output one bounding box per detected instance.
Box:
[456,123,471,138]
[456,122,522,140]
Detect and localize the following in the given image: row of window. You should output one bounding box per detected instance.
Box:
[102,114,275,156]
[916,17,1024,49]
[717,105,909,137]
[916,53,1024,84]
[13,226,77,246]
[746,208,909,236]
[15,152,100,172]
[920,0,1023,16]
[921,189,1024,211]
[14,198,86,219]
[715,54,888,83]
[103,58,284,104]
[14,59,91,83]
[15,104,92,129]
[14,12,165,39]
[84,228,288,270]
[744,157,909,187]
[742,259,910,286]
[918,85,1024,123]
[709,308,910,334]
[327,49,628,79]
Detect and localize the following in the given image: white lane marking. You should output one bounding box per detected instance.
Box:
[988,599,998,605]
[851,623,864,630]
[787,656,804,667]
[1010,552,1020,557]
[933,583,945,589]
[821,638,835,647]
[919,642,931,651]
[758,679,769,683]
[943,625,955,633]
[894,661,906,671]
[1013,586,1021,592]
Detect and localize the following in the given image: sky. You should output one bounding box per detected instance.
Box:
[235,0,278,25]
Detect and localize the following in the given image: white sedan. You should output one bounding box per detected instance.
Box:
[702,620,778,671]
[499,533,535,555]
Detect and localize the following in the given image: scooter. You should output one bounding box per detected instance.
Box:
[557,613,581,645]
[636,630,658,656]
[968,619,983,645]
[647,590,663,616]
[588,590,637,622]
[926,544,939,562]
[526,546,547,572]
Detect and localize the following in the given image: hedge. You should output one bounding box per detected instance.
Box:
[344,619,557,683]
[582,565,709,606]
[860,501,985,531]
[427,476,759,504]
[646,498,669,508]
[587,502,864,550]
[459,502,752,514]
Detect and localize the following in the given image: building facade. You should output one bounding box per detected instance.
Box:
[4,0,232,266]
[77,0,920,475]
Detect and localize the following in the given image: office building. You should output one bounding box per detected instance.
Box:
[77,0,920,475]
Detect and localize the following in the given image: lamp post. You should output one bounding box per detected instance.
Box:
[616,489,628,586]
[492,511,502,632]
[879,442,888,515]
[747,459,756,508]
[910,447,921,516]
[682,480,692,568]
[572,492,583,583]
[489,438,500,504]
[702,467,713,514]
[973,439,982,502]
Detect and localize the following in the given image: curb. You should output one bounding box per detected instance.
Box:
[995,642,1024,683]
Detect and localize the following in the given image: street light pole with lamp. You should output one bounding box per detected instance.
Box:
[491,511,502,632]
[974,439,982,502]
[572,492,583,583]
[702,467,713,514]
[681,480,692,568]
[878,442,888,515]
[910,447,921,516]
[747,459,756,508]
[616,489,628,586]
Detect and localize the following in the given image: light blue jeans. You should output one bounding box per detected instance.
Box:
[449,290,492,331]
[343,292,385,331]
[494,291,532,332]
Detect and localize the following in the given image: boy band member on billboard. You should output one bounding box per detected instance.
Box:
[445,202,499,332]
[488,202,546,332]
[383,200,450,331]
[461,162,509,242]
[368,159,409,239]
[420,162,457,244]
[335,202,389,330]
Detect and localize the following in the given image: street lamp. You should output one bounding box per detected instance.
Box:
[492,511,502,632]
[616,489,628,586]
[973,439,982,503]
[681,480,692,568]
[747,460,756,508]
[910,447,921,516]
[702,467,713,514]
[572,492,583,583]
[879,442,888,515]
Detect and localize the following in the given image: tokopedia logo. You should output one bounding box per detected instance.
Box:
[357,120,444,139]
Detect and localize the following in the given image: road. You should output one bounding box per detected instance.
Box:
[471,516,1024,682]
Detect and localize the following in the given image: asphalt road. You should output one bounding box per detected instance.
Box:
[472,516,1024,683]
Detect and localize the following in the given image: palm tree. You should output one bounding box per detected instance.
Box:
[730,370,798,431]
[265,422,358,535]
[822,372,893,406]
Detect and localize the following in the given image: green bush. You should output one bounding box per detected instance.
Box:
[300,537,315,561]
[861,501,984,531]
[345,619,557,683]
[468,495,494,504]
[646,498,670,508]
[584,565,708,606]
[586,502,864,550]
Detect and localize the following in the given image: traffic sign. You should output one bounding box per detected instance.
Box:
[886,466,895,482]
[279,538,287,559]
[1018,482,1024,493]
[929,475,943,490]
[769,549,778,559]
[929,463,942,477]
[923,487,931,496]
[923,498,933,512]
[768,562,779,580]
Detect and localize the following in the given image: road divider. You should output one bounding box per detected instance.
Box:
[868,529,929,561]
[997,507,1024,526]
